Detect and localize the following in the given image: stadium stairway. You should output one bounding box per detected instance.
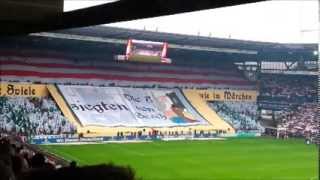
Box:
[182,90,235,134]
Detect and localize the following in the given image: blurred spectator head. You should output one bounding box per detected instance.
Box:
[30,153,45,168]
[0,161,15,180]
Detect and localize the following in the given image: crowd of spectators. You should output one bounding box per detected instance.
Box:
[277,103,318,139]
[208,101,263,132]
[259,74,317,103]
[0,133,136,180]
[0,97,77,137]
[259,73,317,140]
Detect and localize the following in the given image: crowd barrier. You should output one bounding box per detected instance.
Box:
[31,132,261,145]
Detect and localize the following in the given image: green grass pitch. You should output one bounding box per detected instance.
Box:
[41,137,318,180]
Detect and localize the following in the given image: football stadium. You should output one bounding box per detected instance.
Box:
[0,1,319,180]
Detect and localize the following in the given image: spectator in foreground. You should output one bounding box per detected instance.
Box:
[0,161,15,180]
[20,164,136,180]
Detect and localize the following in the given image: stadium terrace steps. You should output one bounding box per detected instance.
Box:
[0,59,242,78]
[0,52,241,76]
[182,90,235,133]
[0,56,254,89]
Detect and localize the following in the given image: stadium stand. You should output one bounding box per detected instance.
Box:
[276,103,317,139]
[259,74,316,103]
[0,27,316,142]
[0,83,231,140]
[0,96,76,136]
[208,101,262,132]
[0,6,317,180]
[0,51,254,90]
[258,73,317,139]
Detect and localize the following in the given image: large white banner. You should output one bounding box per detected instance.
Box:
[58,85,208,127]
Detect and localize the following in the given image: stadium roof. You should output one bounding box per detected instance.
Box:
[54,26,316,50]
[0,0,316,63]
[0,0,266,35]
[34,25,318,62]
[0,26,316,64]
